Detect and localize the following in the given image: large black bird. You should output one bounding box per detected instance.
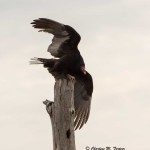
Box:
[30,18,93,129]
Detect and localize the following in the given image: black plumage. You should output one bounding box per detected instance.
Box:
[30,18,93,129]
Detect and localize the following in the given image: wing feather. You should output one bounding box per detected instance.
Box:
[74,79,92,130]
[31,18,81,58]
[31,18,68,36]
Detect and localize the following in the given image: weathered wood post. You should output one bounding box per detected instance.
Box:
[43,79,76,150]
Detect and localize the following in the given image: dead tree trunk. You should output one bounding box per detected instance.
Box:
[43,79,76,150]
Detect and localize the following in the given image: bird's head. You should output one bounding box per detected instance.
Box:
[80,66,86,75]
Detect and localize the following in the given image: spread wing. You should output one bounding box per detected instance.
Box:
[74,73,93,130]
[31,18,81,58]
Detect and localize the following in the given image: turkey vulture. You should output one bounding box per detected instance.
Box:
[30,18,93,129]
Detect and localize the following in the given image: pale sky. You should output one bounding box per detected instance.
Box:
[0,0,150,150]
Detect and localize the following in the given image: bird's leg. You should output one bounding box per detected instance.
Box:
[66,74,75,80]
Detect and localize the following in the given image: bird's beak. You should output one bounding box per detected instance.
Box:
[81,66,86,75]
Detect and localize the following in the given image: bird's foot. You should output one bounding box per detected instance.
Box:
[67,74,75,80]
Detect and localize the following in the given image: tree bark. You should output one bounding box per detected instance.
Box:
[43,79,76,150]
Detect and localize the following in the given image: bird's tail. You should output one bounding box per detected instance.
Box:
[30,57,53,65]
[30,57,44,64]
[30,57,57,66]
[30,57,58,71]
[30,57,63,79]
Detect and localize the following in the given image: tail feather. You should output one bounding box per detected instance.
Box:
[30,57,57,68]
[29,57,64,79]
[29,57,43,64]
